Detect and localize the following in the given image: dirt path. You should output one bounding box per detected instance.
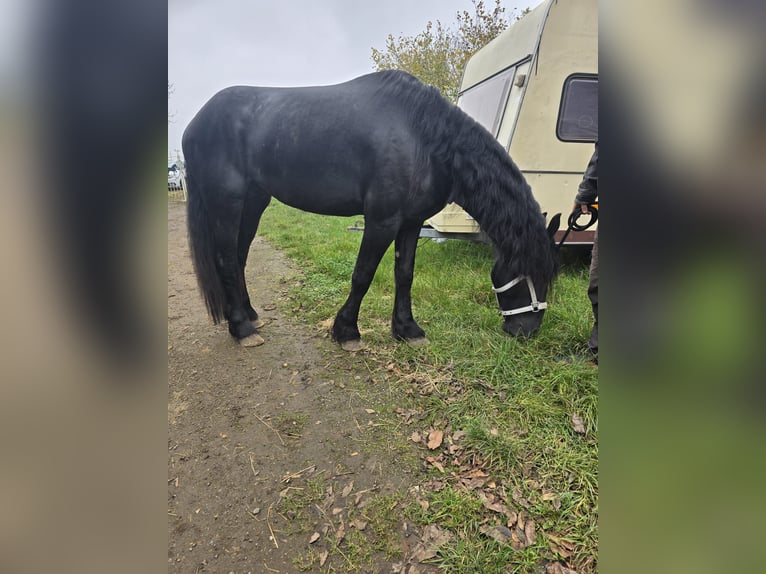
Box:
[168,202,426,574]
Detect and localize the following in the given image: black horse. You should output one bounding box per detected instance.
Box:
[183,70,559,349]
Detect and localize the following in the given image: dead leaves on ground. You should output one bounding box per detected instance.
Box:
[274,466,390,569]
[383,362,463,398]
[410,524,452,562]
[547,533,577,560]
[402,425,582,572]
[545,561,580,574]
[426,429,444,450]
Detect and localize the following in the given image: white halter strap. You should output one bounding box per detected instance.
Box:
[492,275,547,316]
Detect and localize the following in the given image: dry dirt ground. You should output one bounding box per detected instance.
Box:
[168,202,428,574]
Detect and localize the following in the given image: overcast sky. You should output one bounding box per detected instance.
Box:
[168,0,533,157]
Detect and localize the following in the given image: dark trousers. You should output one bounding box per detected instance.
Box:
[588,229,598,357]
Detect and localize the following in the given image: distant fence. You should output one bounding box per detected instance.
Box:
[168,178,186,201]
[168,153,186,201]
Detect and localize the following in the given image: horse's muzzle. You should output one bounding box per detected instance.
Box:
[502,314,543,338]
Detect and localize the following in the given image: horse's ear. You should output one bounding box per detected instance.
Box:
[542,211,548,219]
[547,213,561,239]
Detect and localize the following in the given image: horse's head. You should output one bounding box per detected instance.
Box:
[491,214,560,337]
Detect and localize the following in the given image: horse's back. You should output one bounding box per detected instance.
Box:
[183,72,451,218]
[185,71,430,159]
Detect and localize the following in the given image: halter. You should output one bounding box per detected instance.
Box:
[492,275,547,316]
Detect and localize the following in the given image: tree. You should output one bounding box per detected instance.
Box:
[371,0,526,103]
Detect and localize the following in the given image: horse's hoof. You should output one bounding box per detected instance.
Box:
[252,318,266,329]
[240,334,265,347]
[406,337,430,347]
[340,339,365,352]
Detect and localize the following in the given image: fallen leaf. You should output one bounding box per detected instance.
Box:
[468,469,489,478]
[547,534,576,552]
[477,491,512,516]
[546,562,579,574]
[460,477,487,490]
[511,527,527,550]
[351,519,367,530]
[412,524,451,561]
[548,540,573,559]
[341,481,354,498]
[319,550,329,566]
[505,510,518,527]
[412,545,438,562]
[426,456,445,473]
[517,510,526,531]
[511,488,531,509]
[335,521,346,542]
[365,408,376,414]
[480,525,512,544]
[571,413,586,435]
[524,519,537,545]
[331,507,344,516]
[427,429,444,450]
[218,433,228,439]
[410,431,422,443]
[309,532,320,544]
[542,490,562,510]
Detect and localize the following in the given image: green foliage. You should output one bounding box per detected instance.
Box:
[371,0,524,102]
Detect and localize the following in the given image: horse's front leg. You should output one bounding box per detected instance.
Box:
[332,223,396,351]
[392,224,428,346]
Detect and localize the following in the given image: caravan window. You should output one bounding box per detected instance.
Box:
[458,68,515,136]
[557,74,598,142]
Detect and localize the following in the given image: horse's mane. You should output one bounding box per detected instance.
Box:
[371,70,558,288]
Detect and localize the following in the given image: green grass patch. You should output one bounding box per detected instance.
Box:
[278,476,327,535]
[258,201,598,573]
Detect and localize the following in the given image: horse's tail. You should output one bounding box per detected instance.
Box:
[186,170,227,324]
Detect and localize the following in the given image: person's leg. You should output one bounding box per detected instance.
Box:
[587,229,599,361]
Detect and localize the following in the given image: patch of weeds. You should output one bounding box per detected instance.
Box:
[278,476,326,533]
[464,421,518,472]
[326,492,406,573]
[433,535,517,574]
[407,486,483,531]
[292,548,319,572]
[274,411,309,438]
[355,493,405,558]
[332,528,372,571]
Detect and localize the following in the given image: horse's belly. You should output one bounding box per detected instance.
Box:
[271,185,364,217]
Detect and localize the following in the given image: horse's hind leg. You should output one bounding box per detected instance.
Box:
[332,222,397,351]
[392,224,428,345]
[207,197,261,345]
[237,191,271,328]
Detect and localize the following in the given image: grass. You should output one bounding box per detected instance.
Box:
[258,200,598,573]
